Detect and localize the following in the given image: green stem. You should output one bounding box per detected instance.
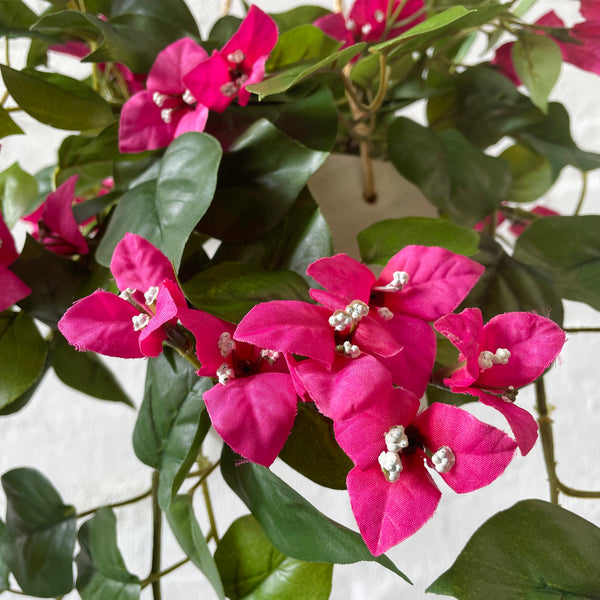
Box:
[202,480,219,544]
[76,487,152,519]
[574,171,588,215]
[187,460,220,496]
[141,558,190,589]
[151,471,162,600]
[564,327,600,333]
[7,588,27,596]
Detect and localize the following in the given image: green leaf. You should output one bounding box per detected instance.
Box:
[358,217,480,265]
[427,499,600,599]
[76,508,141,600]
[512,33,561,114]
[197,119,327,243]
[462,235,563,324]
[183,262,310,323]
[514,215,600,312]
[0,311,47,411]
[388,118,511,225]
[132,349,212,510]
[51,334,134,406]
[0,520,9,592]
[215,515,332,600]
[0,0,38,37]
[166,495,225,600]
[279,402,352,490]
[96,132,222,270]
[499,144,554,204]
[0,105,23,138]
[0,65,115,131]
[221,446,410,581]
[31,10,104,41]
[1,468,76,597]
[270,6,331,34]
[0,162,38,227]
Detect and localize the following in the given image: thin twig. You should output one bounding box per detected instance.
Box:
[187,460,220,496]
[334,0,343,12]
[563,327,600,333]
[141,558,190,589]
[202,480,219,544]
[221,0,232,16]
[151,471,162,600]
[574,170,588,215]
[76,487,152,519]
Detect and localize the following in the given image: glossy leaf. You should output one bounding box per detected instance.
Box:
[0,105,23,138]
[221,446,409,581]
[183,262,310,323]
[512,33,561,114]
[76,508,141,600]
[96,132,222,270]
[0,66,115,131]
[52,334,134,406]
[279,401,352,490]
[499,144,554,204]
[31,9,104,41]
[0,0,39,37]
[197,120,327,243]
[1,468,76,597]
[215,515,332,600]
[166,495,225,600]
[427,499,600,599]
[0,311,47,411]
[132,349,212,510]
[0,520,7,592]
[514,215,600,311]
[270,6,330,33]
[358,217,479,265]
[0,162,38,227]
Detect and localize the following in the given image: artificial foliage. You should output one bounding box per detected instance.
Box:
[1,0,600,598]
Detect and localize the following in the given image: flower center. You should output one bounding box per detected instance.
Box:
[374,9,385,23]
[478,348,511,371]
[372,270,409,293]
[119,285,160,332]
[431,446,456,473]
[329,300,369,358]
[379,425,409,482]
[152,90,195,123]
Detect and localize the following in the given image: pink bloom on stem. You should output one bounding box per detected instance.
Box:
[176,308,298,467]
[119,38,209,153]
[183,5,278,112]
[335,387,517,555]
[434,307,566,455]
[306,247,484,398]
[508,205,560,237]
[0,213,31,312]
[58,233,187,358]
[314,0,424,49]
[22,175,88,256]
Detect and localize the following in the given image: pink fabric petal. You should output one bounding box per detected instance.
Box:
[203,372,297,466]
[349,0,389,41]
[563,20,600,76]
[580,0,600,21]
[347,455,441,555]
[379,246,484,322]
[137,282,180,357]
[0,266,31,312]
[110,233,177,294]
[353,314,403,358]
[184,51,235,113]
[58,290,144,358]
[0,215,18,265]
[235,301,336,365]
[313,12,353,46]
[174,104,209,137]
[308,288,346,310]
[307,254,376,304]
[237,55,268,107]
[296,354,393,420]
[414,403,517,493]
[491,41,521,85]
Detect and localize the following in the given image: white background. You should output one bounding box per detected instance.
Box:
[1,1,600,598]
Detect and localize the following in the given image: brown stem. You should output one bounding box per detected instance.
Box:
[202,480,219,544]
[76,487,152,519]
[141,558,190,589]
[564,327,600,333]
[221,0,232,16]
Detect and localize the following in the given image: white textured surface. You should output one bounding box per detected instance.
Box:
[1,1,600,599]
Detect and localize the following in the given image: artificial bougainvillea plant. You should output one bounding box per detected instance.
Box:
[1,0,600,598]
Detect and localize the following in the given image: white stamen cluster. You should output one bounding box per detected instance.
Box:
[373,271,409,293]
[374,9,385,22]
[132,313,150,331]
[336,340,361,358]
[329,310,353,331]
[227,49,245,64]
[217,363,235,385]
[346,18,356,31]
[329,300,369,331]
[144,286,159,306]
[431,446,456,473]
[478,348,511,371]
[119,287,136,302]
[379,425,408,483]
[220,82,239,97]
[182,89,196,105]
[260,349,280,364]
[361,23,372,35]
[218,332,236,358]
[385,425,409,452]
[152,92,166,107]
[161,108,173,123]
[377,307,394,321]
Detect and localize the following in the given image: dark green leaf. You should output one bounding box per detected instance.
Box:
[499,144,554,204]
[0,311,47,411]
[514,215,600,311]
[215,515,332,600]
[0,519,8,592]
[358,217,479,265]
[0,0,39,37]
[221,446,409,581]
[76,508,140,600]
[279,402,351,490]
[132,349,212,510]
[1,66,115,131]
[0,105,23,138]
[52,334,134,406]
[96,132,222,270]
[426,384,474,407]
[12,235,89,327]
[198,119,327,242]
[166,495,225,600]
[208,15,242,44]
[184,262,310,323]
[31,9,104,41]
[270,6,331,34]
[1,468,76,597]
[0,162,38,227]
[427,499,600,599]
[462,235,563,324]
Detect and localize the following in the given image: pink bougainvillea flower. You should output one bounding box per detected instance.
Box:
[334,387,517,555]
[119,38,209,153]
[306,247,484,398]
[0,213,31,312]
[59,233,187,358]
[234,298,399,420]
[314,0,424,49]
[183,5,278,112]
[434,308,566,455]
[22,175,88,256]
[508,205,560,237]
[176,308,298,467]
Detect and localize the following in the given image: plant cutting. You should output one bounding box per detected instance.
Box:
[1,0,600,598]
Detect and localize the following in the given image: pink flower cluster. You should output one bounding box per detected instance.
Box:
[58,234,566,555]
